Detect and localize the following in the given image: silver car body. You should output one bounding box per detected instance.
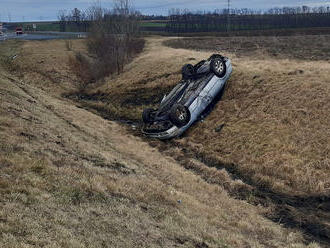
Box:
[144,59,232,139]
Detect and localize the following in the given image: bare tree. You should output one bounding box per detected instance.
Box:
[72,8,81,22]
[69,0,144,90]
[58,10,67,32]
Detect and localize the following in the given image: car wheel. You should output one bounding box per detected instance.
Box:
[142,108,155,123]
[169,104,191,127]
[182,64,195,80]
[209,54,222,60]
[211,57,226,78]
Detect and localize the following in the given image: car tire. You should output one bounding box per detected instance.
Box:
[142,108,155,123]
[169,104,191,127]
[209,54,222,60]
[182,64,195,80]
[210,57,226,78]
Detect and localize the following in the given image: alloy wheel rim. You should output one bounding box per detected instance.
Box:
[177,109,186,121]
[215,60,224,73]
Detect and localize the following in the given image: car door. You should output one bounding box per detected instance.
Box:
[195,89,212,114]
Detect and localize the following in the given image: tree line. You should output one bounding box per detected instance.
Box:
[59,4,330,34]
[58,4,142,33]
[166,6,330,33]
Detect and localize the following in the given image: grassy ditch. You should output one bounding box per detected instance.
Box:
[64,36,330,244]
[4,35,329,246]
[0,42,317,247]
[67,36,330,197]
[65,71,180,122]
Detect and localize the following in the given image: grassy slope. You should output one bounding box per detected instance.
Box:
[61,36,330,243]
[163,37,330,196]
[78,36,330,197]
[0,40,317,247]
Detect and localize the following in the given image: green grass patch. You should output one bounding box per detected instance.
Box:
[140,22,167,27]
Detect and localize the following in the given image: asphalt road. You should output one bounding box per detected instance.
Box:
[0,32,86,41]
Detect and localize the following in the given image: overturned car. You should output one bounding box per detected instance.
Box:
[142,54,232,139]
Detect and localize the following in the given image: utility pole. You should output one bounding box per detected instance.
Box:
[7,11,12,22]
[227,0,230,32]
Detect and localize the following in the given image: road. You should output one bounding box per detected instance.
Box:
[0,32,86,41]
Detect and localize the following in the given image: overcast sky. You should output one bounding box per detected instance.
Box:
[0,0,330,22]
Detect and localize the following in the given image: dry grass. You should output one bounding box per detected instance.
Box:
[185,58,330,195]
[76,36,330,197]
[16,39,86,95]
[57,36,330,243]
[164,35,330,61]
[0,39,319,247]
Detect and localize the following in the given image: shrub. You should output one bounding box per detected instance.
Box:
[68,0,145,92]
[68,52,93,91]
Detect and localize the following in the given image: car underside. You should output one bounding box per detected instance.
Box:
[142,54,232,139]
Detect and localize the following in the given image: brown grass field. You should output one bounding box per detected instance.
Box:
[74,36,330,197]
[0,34,329,247]
[163,35,330,61]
